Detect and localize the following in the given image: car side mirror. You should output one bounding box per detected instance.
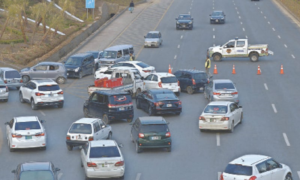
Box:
[101,125,106,129]
[224,45,227,48]
[279,164,282,168]
[175,18,178,20]
[167,121,170,124]
[55,168,60,172]
[40,120,45,123]
[118,143,123,148]
[12,170,16,173]
[239,106,242,108]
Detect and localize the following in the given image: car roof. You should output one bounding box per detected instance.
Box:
[74,118,99,124]
[179,14,191,16]
[148,31,160,34]
[177,69,206,74]
[14,116,39,122]
[20,162,52,171]
[213,79,233,83]
[104,44,133,51]
[139,116,167,125]
[207,101,232,106]
[94,90,130,96]
[37,62,63,65]
[230,155,270,166]
[149,88,174,94]
[70,53,93,58]
[31,79,58,85]
[90,140,117,147]
[152,72,175,78]
[0,67,17,71]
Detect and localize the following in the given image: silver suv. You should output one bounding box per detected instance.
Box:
[0,67,23,90]
[20,62,67,84]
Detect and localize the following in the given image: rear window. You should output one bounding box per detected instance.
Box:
[69,123,92,134]
[109,95,132,105]
[224,164,252,176]
[0,85,6,88]
[104,71,112,74]
[15,121,41,130]
[136,62,149,68]
[90,146,120,158]
[38,85,60,91]
[192,73,207,80]
[215,83,235,90]
[20,171,54,180]
[141,124,169,133]
[155,93,177,100]
[5,71,20,78]
[161,77,177,83]
[204,105,227,113]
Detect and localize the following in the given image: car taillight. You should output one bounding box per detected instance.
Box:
[158,82,162,87]
[143,70,151,73]
[35,92,45,96]
[138,133,144,138]
[4,80,7,84]
[66,135,70,140]
[115,161,124,166]
[88,136,94,141]
[20,79,23,83]
[220,173,224,180]
[213,92,220,95]
[165,132,171,137]
[35,133,45,136]
[57,91,64,95]
[154,101,164,106]
[207,79,210,84]
[87,162,97,167]
[249,176,257,180]
[192,79,196,85]
[177,81,180,86]
[199,116,206,120]
[175,101,182,105]
[221,117,229,121]
[12,134,22,138]
[231,92,238,95]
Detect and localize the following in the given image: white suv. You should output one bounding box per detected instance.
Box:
[80,140,125,179]
[66,118,112,151]
[143,73,180,96]
[19,79,64,110]
[221,154,292,180]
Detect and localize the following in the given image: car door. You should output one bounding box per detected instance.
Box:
[47,65,59,79]
[256,161,272,180]
[123,49,130,60]
[116,50,124,62]
[92,121,101,140]
[222,41,236,57]
[98,119,107,139]
[88,56,94,73]
[143,74,153,90]
[235,40,247,56]
[265,159,286,180]
[24,82,35,100]
[131,120,140,141]
[89,93,101,117]
[229,103,239,126]
[31,65,48,79]
[182,73,192,90]
[82,58,88,76]
[140,91,150,111]
[174,71,183,89]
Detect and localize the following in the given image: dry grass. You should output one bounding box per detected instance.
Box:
[280,0,300,19]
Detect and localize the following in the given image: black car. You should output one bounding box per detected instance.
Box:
[174,69,208,94]
[83,90,134,124]
[12,161,60,180]
[176,14,193,30]
[85,51,103,70]
[64,53,95,79]
[136,89,182,115]
[210,10,226,24]
[131,116,171,153]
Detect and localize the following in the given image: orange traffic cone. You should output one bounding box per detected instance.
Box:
[280,65,284,74]
[213,64,218,74]
[232,65,236,74]
[168,64,172,74]
[257,65,261,75]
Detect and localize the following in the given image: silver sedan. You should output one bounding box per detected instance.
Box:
[144,31,163,48]
[0,79,9,102]
[199,101,243,132]
[204,79,239,103]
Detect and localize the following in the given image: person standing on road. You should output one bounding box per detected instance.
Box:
[129,53,134,61]
[129,1,134,13]
[205,56,212,78]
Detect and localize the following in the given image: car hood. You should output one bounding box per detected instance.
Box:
[177,20,192,23]
[145,38,159,42]
[64,65,79,69]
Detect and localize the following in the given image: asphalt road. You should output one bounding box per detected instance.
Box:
[1,0,300,179]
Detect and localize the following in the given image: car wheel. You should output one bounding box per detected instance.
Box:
[136,99,141,109]
[250,53,259,62]
[22,75,30,83]
[136,142,141,153]
[230,122,234,133]
[148,106,154,116]
[187,86,194,94]
[127,119,133,123]
[239,113,243,124]
[213,53,222,61]
[4,99,8,102]
[103,114,110,124]
[175,112,181,115]
[285,174,293,180]
[200,129,204,132]
[118,175,124,180]
[41,146,46,150]
[107,132,112,139]
[31,99,38,110]
[166,147,172,152]
[79,71,83,79]
[58,103,64,108]
[67,144,73,151]
[84,108,89,117]
[56,77,66,84]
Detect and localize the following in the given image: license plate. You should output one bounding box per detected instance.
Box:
[216,20,218,22]
[167,104,172,107]
[151,136,161,140]
[200,87,203,90]
[182,25,185,27]
[119,107,125,111]
[101,164,108,168]
[210,118,215,122]
[222,94,231,97]
[67,73,69,75]
[25,136,32,140]
[77,136,82,140]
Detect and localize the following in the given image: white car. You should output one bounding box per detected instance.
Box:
[221,154,293,180]
[80,140,125,179]
[199,101,242,132]
[109,61,155,78]
[19,79,64,110]
[144,31,163,48]
[66,118,112,151]
[143,73,180,96]
[5,116,46,152]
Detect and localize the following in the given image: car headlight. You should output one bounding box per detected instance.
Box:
[176,21,179,24]
[189,21,192,24]
[74,67,80,72]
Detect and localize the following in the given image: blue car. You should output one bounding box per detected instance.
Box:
[64,53,95,79]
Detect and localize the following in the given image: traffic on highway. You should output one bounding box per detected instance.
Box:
[1,0,300,179]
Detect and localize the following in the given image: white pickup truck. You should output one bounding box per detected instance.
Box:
[207,38,273,62]
[88,68,144,97]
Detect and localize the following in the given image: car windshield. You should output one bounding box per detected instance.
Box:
[155,93,177,100]
[15,121,41,131]
[65,57,82,66]
[136,62,150,68]
[178,15,191,20]
[69,123,92,134]
[192,73,207,80]
[38,85,60,91]
[161,77,177,83]
[109,95,132,105]
[204,105,227,114]
[146,33,159,38]
[215,83,235,90]
[212,12,223,16]
[102,51,117,59]
[141,124,169,133]
[224,164,253,176]
[5,70,21,78]
[90,146,120,158]
[20,170,54,180]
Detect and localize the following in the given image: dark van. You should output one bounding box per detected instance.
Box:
[83,90,134,124]
[174,69,208,94]
[64,53,95,79]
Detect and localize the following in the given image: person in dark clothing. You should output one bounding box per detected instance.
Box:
[129,1,134,13]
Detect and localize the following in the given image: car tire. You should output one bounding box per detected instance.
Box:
[41,146,46,150]
[187,86,194,94]
[230,122,234,133]
[67,144,73,151]
[213,53,222,61]
[22,75,30,83]
[148,106,154,116]
[79,71,83,79]
[4,99,8,102]
[107,132,112,139]
[166,147,172,152]
[103,114,110,124]
[175,112,181,115]
[200,129,204,132]
[250,53,259,62]
[19,93,25,103]
[56,77,66,84]
[31,99,38,110]
[285,174,293,180]
[136,142,141,153]
[84,108,89,118]
[239,113,243,124]
[136,99,141,109]
[58,103,63,108]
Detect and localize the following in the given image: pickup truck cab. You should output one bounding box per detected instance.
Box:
[207,38,273,62]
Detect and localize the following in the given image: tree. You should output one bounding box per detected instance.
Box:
[0,0,14,40]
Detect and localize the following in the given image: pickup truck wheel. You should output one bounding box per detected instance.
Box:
[213,54,222,61]
[187,86,194,94]
[103,114,111,124]
[22,75,30,83]
[250,53,259,62]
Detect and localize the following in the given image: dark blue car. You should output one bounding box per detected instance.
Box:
[64,53,95,79]
[210,10,226,24]
[176,14,193,30]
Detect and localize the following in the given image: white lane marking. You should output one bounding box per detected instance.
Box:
[39,110,46,116]
[258,7,260,9]
[239,16,241,19]
[235,7,237,10]
[213,35,215,39]
[177,44,180,48]
[190,7,192,9]
[234,3,235,5]
[180,35,183,39]
[272,104,277,113]
[297,172,300,179]
[240,22,243,25]
[218,172,221,180]
[216,133,220,146]
[243,28,245,31]
[291,54,295,58]
[189,11,190,14]
[246,35,248,38]
[237,11,239,14]
[213,7,214,9]
[264,16,267,19]
[284,44,287,48]
[261,11,263,14]
[213,28,215,31]
[174,55,177,59]
[268,21,270,24]
[264,83,268,90]
[283,133,291,146]
[136,173,142,180]
[278,35,281,39]
[272,28,275,31]
[255,3,257,5]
